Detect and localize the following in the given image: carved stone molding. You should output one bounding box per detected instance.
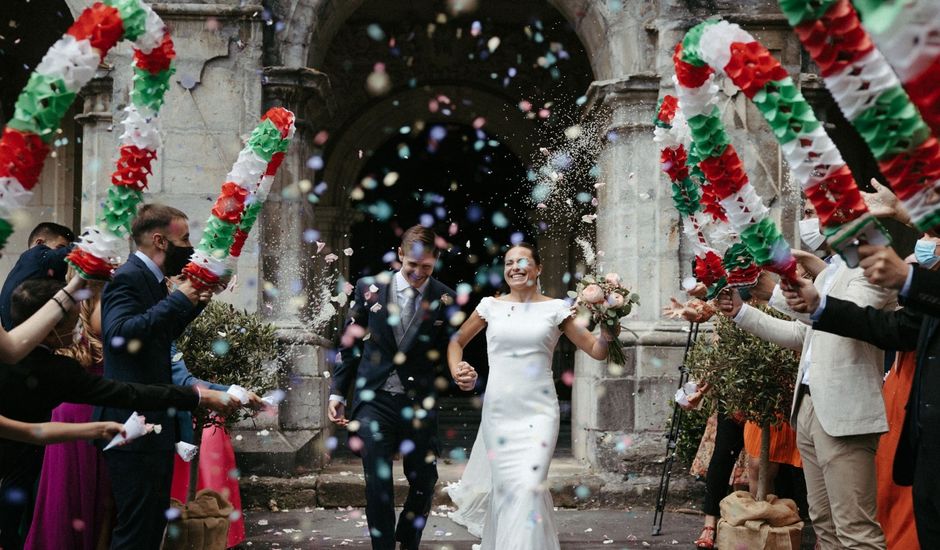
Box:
[582,73,660,139]
[74,73,114,126]
[261,66,335,121]
[150,3,263,19]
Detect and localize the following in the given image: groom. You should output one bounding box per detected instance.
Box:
[328,225,470,550]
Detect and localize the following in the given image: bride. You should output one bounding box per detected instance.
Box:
[447,242,616,549]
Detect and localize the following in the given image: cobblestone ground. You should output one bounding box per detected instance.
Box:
[236,507,817,549]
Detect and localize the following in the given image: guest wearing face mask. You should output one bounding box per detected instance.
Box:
[95,204,226,550]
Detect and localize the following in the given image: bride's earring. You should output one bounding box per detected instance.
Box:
[537,272,543,294]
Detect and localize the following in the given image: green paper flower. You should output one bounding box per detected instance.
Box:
[681,20,719,67]
[238,200,264,234]
[99,186,143,237]
[104,0,147,42]
[777,0,838,27]
[740,218,785,265]
[915,210,940,234]
[751,78,820,143]
[687,143,706,183]
[247,119,286,162]
[130,67,174,112]
[199,216,237,257]
[852,85,931,159]
[672,177,702,216]
[0,218,14,250]
[686,110,731,159]
[851,0,904,34]
[8,73,76,141]
[723,242,756,270]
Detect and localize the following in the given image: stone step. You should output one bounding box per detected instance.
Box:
[240,457,705,512]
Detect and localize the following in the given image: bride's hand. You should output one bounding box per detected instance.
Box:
[453,361,477,391]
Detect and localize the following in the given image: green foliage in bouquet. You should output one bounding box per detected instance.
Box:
[686,306,799,428]
[176,301,285,431]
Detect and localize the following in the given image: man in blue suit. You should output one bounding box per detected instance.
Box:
[0,222,75,330]
[97,204,238,549]
[328,225,468,550]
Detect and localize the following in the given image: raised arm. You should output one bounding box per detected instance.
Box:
[447,310,485,391]
[0,275,85,364]
[101,272,199,347]
[561,316,612,361]
[814,296,922,352]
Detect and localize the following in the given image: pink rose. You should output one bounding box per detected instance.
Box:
[604,273,622,286]
[606,292,625,308]
[580,284,605,304]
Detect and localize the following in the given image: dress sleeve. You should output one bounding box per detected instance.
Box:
[475,297,492,322]
[553,300,575,326]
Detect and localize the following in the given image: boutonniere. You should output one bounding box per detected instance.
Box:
[440,294,454,306]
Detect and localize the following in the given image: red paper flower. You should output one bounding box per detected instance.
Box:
[133,34,175,74]
[724,41,789,98]
[905,58,940,137]
[181,262,220,292]
[111,145,157,191]
[0,128,51,190]
[793,0,874,77]
[66,247,116,279]
[878,137,940,201]
[661,145,690,182]
[674,44,713,89]
[766,257,797,283]
[262,107,295,138]
[230,229,249,257]
[804,164,868,226]
[694,250,727,287]
[211,182,249,224]
[657,95,679,125]
[698,144,748,198]
[66,3,124,56]
[265,152,285,176]
[727,263,761,287]
[700,183,729,222]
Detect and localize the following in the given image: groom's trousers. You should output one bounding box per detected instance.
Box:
[354,390,440,550]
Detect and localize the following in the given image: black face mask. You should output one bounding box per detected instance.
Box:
[164,241,194,277]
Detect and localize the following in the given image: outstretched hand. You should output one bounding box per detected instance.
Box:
[862,178,911,226]
[662,297,716,323]
[781,276,820,314]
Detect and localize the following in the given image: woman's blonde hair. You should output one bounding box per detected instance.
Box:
[56,267,105,369]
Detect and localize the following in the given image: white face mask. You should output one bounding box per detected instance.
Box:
[799,217,826,250]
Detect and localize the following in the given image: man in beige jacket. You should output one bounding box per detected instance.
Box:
[718,211,896,549]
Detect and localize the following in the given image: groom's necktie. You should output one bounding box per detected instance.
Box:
[399,286,419,334]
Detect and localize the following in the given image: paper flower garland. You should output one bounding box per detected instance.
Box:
[654,95,759,297]
[851,0,940,138]
[677,20,890,273]
[181,107,295,291]
[0,0,170,258]
[780,0,940,233]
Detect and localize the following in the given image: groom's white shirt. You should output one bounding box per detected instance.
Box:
[329,271,429,406]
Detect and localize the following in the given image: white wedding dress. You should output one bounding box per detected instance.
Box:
[448,297,571,550]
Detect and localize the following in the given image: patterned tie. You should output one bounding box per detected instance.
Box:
[400,286,418,332]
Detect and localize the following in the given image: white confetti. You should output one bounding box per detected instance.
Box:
[316,241,326,253]
[324,253,339,264]
[370,303,383,313]
[343,247,354,256]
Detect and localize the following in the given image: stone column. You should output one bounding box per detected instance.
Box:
[234,66,335,475]
[572,75,690,472]
[74,73,115,231]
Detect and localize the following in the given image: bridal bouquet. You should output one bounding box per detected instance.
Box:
[570,273,639,365]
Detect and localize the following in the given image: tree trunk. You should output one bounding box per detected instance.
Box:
[756,424,771,502]
[187,424,204,502]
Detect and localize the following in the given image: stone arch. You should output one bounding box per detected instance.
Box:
[276,0,608,78]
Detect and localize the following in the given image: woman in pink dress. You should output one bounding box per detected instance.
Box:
[25,280,112,550]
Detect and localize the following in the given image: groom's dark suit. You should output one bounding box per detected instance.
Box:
[332,273,456,550]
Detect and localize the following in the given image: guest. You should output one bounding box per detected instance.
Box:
[0,222,75,330]
[717,203,895,549]
[0,278,236,550]
[96,204,232,550]
[783,236,940,548]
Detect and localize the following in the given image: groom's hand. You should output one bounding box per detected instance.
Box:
[328,399,349,427]
[453,361,478,392]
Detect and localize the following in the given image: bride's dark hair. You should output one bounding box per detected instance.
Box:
[506,241,541,266]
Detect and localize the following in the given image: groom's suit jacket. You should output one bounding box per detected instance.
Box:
[332,274,456,416]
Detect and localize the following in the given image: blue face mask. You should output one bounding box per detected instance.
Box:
[914,239,940,268]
